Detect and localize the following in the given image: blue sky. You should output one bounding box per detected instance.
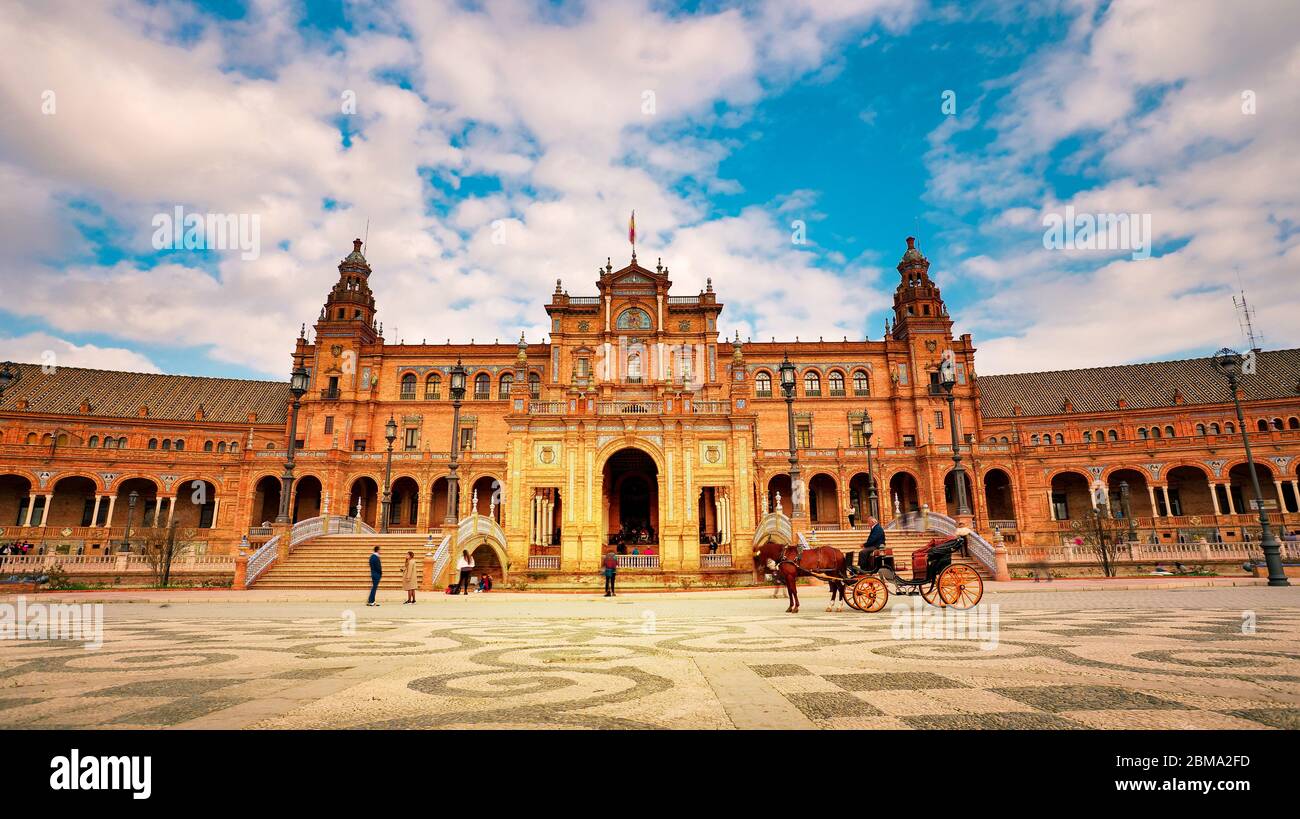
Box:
[0,0,1296,379]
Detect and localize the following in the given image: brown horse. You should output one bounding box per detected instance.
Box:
[753,539,848,613]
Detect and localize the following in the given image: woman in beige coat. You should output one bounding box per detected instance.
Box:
[402,551,418,604]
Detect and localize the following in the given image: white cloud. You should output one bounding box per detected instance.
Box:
[0,331,161,373]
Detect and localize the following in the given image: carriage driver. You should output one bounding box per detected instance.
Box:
[853,516,886,573]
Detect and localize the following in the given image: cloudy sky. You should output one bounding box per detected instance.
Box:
[0,0,1295,379]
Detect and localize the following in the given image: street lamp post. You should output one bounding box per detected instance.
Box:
[1119,480,1136,544]
[778,353,801,517]
[1214,348,1289,586]
[861,412,878,520]
[444,359,468,525]
[939,352,971,518]
[380,415,398,533]
[275,362,310,524]
[122,489,139,554]
[0,361,20,402]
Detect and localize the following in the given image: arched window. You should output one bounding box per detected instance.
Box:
[755,371,772,396]
[1196,424,1206,435]
[1083,431,1092,443]
[1258,419,1269,432]
[117,437,128,448]
[1164,425,1174,438]
[1138,428,1148,440]
[1225,422,1235,434]
[230,441,239,451]
[400,373,417,399]
[1108,429,1119,441]
[425,374,441,400]
[1054,433,1064,444]
[1289,417,1300,430]
[25,433,36,444]
[853,370,870,395]
[528,372,541,398]
[1095,429,1104,441]
[88,436,99,448]
[217,442,227,453]
[803,371,821,396]
[1031,434,1040,445]
[204,441,213,452]
[1000,436,1009,443]
[473,373,490,400]
[148,438,158,450]
[616,308,652,330]
[828,371,845,396]
[161,439,171,451]
[1151,427,1162,439]
[175,439,185,451]
[500,373,513,397]
[1210,423,1220,434]
[1272,417,1284,430]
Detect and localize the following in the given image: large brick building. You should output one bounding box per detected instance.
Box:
[2,237,1298,580]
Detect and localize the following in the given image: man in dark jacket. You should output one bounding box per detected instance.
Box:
[367,546,382,607]
[856,516,886,572]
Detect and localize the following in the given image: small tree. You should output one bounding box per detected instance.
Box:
[134,523,200,587]
[1067,507,1125,577]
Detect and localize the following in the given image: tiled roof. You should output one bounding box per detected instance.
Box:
[0,363,289,425]
[978,348,1300,418]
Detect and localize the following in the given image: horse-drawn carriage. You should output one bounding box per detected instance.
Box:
[843,535,983,612]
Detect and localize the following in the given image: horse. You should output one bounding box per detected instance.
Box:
[753,539,848,613]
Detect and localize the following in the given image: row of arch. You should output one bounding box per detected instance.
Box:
[753,367,871,398]
[1048,461,1300,519]
[759,468,1006,524]
[21,433,241,453]
[1,474,221,530]
[249,473,505,530]
[398,371,541,401]
[999,417,1300,447]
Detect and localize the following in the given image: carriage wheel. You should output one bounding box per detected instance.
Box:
[938,564,984,609]
[852,576,888,613]
[843,578,864,611]
[920,581,946,607]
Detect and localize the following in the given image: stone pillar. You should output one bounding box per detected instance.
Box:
[40,494,53,526]
[153,496,163,526]
[167,496,176,526]
[1046,489,1055,521]
[91,495,103,527]
[211,497,221,528]
[22,492,36,526]
[1274,480,1286,513]
[1210,484,1222,515]
[233,551,248,588]
[1291,480,1300,514]
[104,495,117,526]
[1146,485,1159,517]
[1226,485,1238,515]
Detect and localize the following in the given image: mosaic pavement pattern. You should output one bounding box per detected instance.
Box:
[1,602,1298,729]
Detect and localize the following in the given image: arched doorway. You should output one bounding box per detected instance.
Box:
[0,474,33,527]
[943,470,975,518]
[251,476,280,527]
[1165,466,1214,517]
[349,477,379,528]
[848,472,877,526]
[115,478,159,546]
[982,469,1015,524]
[1227,463,1279,515]
[888,472,920,516]
[49,476,98,527]
[807,473,839,526]
[603,448,659,545]
[172,479,218,529]
[1049,472,1090,520]
[470,475,501,521]
[428,477,449,526]
[766,474,792,516]
[1106,468,1150,518]
[292,475,322,522]
[469,543,503,582]
[388,477,419,528]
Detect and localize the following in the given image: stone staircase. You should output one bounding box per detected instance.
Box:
[253,533,446,589]
[805,528,992,580]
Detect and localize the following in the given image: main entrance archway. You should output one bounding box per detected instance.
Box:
[602,447,659,546]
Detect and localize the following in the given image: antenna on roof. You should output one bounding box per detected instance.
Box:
[363,218,369,255]
[1233,272,1262,352]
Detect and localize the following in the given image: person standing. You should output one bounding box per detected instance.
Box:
[602,550,619,597]
[367,546,382,607]
[402,550,417,604]
[456,549,474,596]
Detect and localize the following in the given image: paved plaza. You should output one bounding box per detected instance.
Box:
[1,582,1298,730]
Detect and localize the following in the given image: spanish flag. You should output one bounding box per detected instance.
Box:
[628,210,636,247]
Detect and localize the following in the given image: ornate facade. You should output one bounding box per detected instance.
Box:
[2,236,1298,579]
